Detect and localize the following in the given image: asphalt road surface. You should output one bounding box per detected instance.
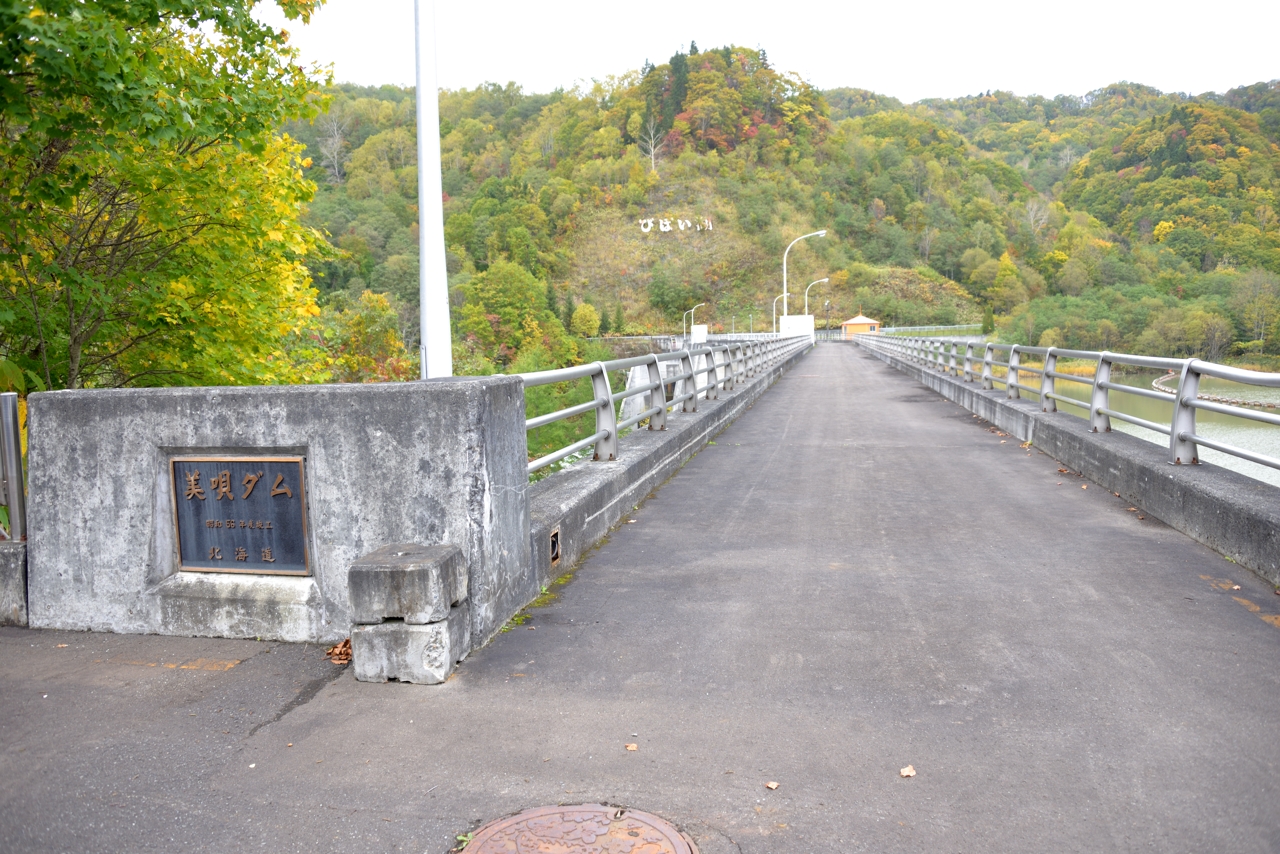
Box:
[3,344,1278,853]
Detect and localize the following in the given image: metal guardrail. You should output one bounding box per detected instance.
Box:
[1,392,25,541]
[881,324,984,336]
[857,334,1280,471]
[517,337,811,475]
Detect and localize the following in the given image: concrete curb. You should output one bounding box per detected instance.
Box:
[525,344,813,596]
[862,343,1280,588]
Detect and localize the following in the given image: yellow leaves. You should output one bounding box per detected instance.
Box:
[27,6,44,17]
[1153,220,1175,243]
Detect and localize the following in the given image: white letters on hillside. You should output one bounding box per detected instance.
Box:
[639,217,713,234]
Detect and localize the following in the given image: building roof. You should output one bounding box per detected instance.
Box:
[841,314,879,325]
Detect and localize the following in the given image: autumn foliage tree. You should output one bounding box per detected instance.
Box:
[0,0,330,389]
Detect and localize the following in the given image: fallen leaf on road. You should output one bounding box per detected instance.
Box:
[1058,468,1069,473]
[999,440,1007,444]
[1232,585,1241,591]
[765,781,779,790]
[325,638,351,665]
[1138,515,1146,520]
[1128,507,1137,512]
[625,743,638,751]
[900,765,916,778]
[55,644,68,648]
[1081,485,1088,490]
[287,743,293,747]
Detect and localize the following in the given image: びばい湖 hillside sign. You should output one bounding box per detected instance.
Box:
[170,456,310,576]
[639,217,713,234]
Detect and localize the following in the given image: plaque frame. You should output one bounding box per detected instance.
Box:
[168,454,312,577]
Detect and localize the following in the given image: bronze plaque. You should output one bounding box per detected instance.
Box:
[170,456,310,576]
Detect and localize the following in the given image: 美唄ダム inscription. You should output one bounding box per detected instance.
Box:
[170,456,310,575]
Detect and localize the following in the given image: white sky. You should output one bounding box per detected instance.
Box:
[259,1,1279,104]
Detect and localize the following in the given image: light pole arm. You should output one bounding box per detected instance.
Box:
[782,229,827,318]
[804,278,828,316]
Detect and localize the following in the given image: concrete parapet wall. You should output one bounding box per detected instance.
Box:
[863,344,1280,587]
[25,378,531,645]
[527,344,813,591]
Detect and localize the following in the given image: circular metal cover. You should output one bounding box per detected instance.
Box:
[467,804,697,853]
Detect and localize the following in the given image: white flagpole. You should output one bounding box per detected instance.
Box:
[415,0,452,378]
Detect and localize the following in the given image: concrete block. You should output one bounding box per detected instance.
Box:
[348,543,466,625]
[0,540,26,626]
[351,603,470,684]
[25,376,531,646]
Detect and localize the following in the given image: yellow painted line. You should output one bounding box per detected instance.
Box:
[104,658,240,671]
[1233,596,1261,613]
[179,658,239,671]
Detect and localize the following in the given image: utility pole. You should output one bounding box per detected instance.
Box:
[416,0,452,377]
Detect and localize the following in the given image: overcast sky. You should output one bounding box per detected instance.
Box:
[258,1,1279,104]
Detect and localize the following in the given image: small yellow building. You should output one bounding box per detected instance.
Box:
[841,314,881,339]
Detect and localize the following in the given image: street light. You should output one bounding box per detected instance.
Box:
[782,229,826,317]
[823,300,831,332]
[772,294,784,334]
[804,277,829,316]
[414,0,452,378]
[682,302,706,340]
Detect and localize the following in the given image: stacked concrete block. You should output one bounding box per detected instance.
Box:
[349,543,470,684]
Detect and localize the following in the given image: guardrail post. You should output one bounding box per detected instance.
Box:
[982,344,994,390]
[948,342,958,375]
[1041,348,1057,412]
[645,355,666,431]
[1,392,26,541]
[1170,360,1201,465]
[680,351,696,412]
[589,363,618,461]
[1007,346,1021,399]
[703,351,719,400]
[963,343,975,381]
[1090,353,1112,432]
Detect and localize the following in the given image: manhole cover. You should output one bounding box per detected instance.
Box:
[466,804,697,853]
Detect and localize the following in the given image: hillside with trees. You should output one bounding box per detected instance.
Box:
[5,6,1280,395]
[287,50,1280,376]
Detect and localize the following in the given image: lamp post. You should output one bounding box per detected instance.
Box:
[782,229,826,317]
[823,300,831,332]
[415,0,452,377]
[772,294,784,334]
[682,302,705,340]
[804,277,828,316]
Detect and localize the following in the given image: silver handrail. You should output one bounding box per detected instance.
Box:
[0,392,25,541]
[856,334,1280,472]
[517,337,811,474]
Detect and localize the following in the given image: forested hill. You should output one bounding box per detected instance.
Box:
[285,50,1280,374]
